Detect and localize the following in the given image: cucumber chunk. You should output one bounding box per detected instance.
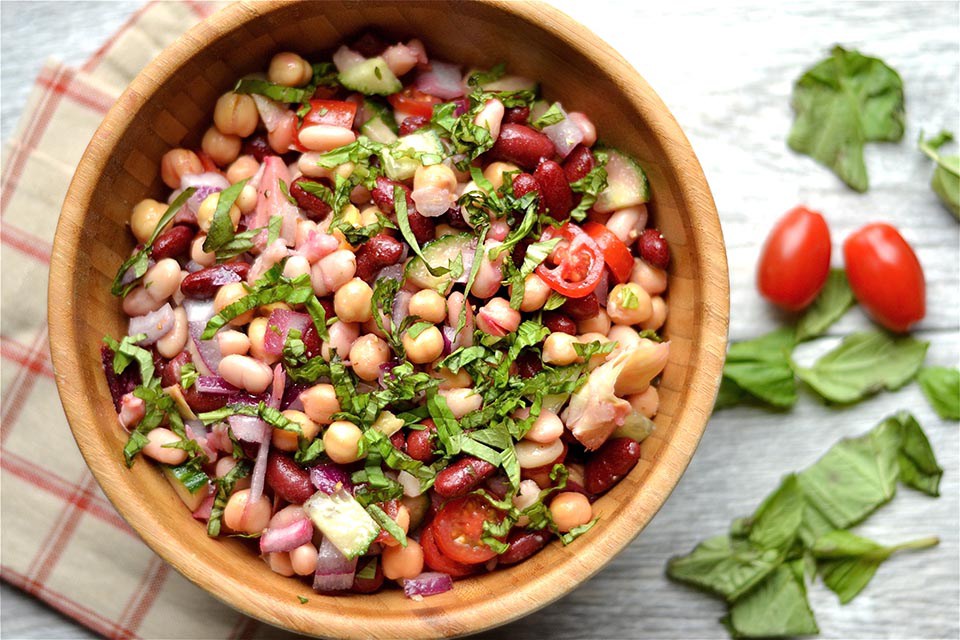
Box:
[380,129,444,181]
[361,115,398,144]
[404,233,476,293]
[303,488,380,559]
[594,149,651,212]
[162,463,210,512]
[338,58,402,96]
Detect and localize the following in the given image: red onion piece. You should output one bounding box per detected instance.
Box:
[250,156,300,245]
[246,432,271,515]
[128,303,175,345]
[120,256,154,287]
[259,518,314,554]
[309,464,353,495]
[187,324,222,376]
[192,493,215,521]
[403,572,453,598]
[542,106,584,159]
[374,263,404,283]
[251,94,288,133]
[391,290,412,330]
[228,415,269,443]
[333,45,365,73]
[195,376,239,395]
[414,61,465,99]
[263,309,312,357]
[184,260,204,273]
[313,536,358,592]
[178,173,230,214]
[441,326,455,356]
[397,470,422,497]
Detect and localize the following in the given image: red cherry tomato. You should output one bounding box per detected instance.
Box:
[843,223,925,332]
[756,206,832,311]
[301,98,358,129]
[420,522,481,577]
[387,87,442,119]
[582,222,634,283]
[433,494,504,564]
[535,224,605,298]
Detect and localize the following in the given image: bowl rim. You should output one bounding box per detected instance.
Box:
[48,1,729,637]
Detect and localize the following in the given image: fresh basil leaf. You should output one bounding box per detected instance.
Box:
[895,411,943,496]
[567,160,608,222]
[543,291,567,311]
[304,295,330,343]
[744,475,805,553]
[103,334,155,387]
[366,504,407,547]
[234,77,309,103]
[467,63,506,88]
[714,376,748,410]
[202,273,314,339]
[203,179,249,253]
[788,45,905,192]
[559,517,599,545]
[722,564,819,638]
[667,534,783,602]
[179,363,198,390]
[394,185,449,278]
[795,269,854,342]
[207,459,251,537]
[917,366,960,420]
[918,130,960,219]
[813,530,939,604]
[795,331,928,404]
[722,328,798,408]
[406,320,434,340]
[531,102,564,129]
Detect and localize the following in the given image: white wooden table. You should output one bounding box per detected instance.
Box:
[2,1,957,638]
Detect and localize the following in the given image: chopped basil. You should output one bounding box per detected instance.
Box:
[201,267,313,339]
[233,77,310,103]
[543,291,566,311]
[297,596,309,605]
[531,102,564,129]
[406,320,434,340]
[179,363,198,390]
[394,185,452,278]
[202,179,248,253]
[207,459,251,537]
[103,333,155,386]
[366,504,407,547]
[567,155,608,221]
[304,295,330,342]
[354,557,378,581]
[466,63,506,88]
[277,178,298,206]
[213,216,282,262]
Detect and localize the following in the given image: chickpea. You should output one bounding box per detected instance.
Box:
[196,192,241,233]
[323,420,364,464]
[130,198,171,244]
[156,307,188,358]
[268,112,297,154]
[269,504,306,529]
[201,126,241,167]
[629,386,660,419]
[160,148,203,189]
[122,286,163,317]
[431,362,472,390]
[235,183,258,214]
[273,409,320,452]
[218,329,251,356]
[214,281,254,326]
[218,354,273,394]
[542,332,579,366]
[607,283,653,326]
[408,289,447,324]
[267,552,295,577]
[349,334,391,381]
[247,317,279,365]
[579,332,611,369]
[226,155,260,185]
[439,388,482,418]
[143,258,181,302]
[607,324,642,354]
[142,428,187,465]
[630,258,668,296]
[223,488,272,534]
[516,439,564,469]
[213,92,258,137]
[313,250,357,297]
[191,234,216,267]
[476,297,521,337]
[549,492,593,532]
[401,325,444,364]
[359,206,382,227]
[321,321,360,361]
[268,51,313,86]
[382,539,424,580]
[578,308,611,335]
[482,161,520,191]
[524,409,564,444]
[640,296,668,332]
[413,164,457,193]
[258,301,291,317]
[300,384,339,424]
[282,255,311,280]
[517,273,551,312]
[290,543,318,576]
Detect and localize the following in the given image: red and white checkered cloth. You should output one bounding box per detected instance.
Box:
[0,3,298,638]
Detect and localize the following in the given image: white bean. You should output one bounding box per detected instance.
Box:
[282,254,311,280]
[631,258,668,296]
[217,330,251,356]
[142,428,188,465]
[143,258,182,302]
[298,125,356,152]
[156,307,188,358]
[322,321,360,361]
[516,439,564,469]
[218,354,274,393]
[122,286,163,317]
[524,409,564,444]
[312,250,357,297]
[474,98,505,141]
[640,296,668,332]
[439,388,482,418]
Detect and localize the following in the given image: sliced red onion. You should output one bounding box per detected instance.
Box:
[246,433,271,514]
[120,256,154,287]
[377,359,401,390]
[251,94,288,133]
[310,464,353,495]
[332,45,365,73]
[269,364,285,410]
[374,262,404,283]
[192,493,215,521]
[313,536,358,592]
[228,415,269,443]
[184,260,204,273]
[441,326,455,356]
[594,270,610,307]
[391,290,412,330]
[195,376,239,395]
[183,298,216,324]
[128,304,175,345]
[452,99,469,117]
[403,572,453,599]
[542,105,584,159]
[179,173,230,214]
[188,324,222,376]
[415,61,465,99]
[397,470,422,497]
[411,186,456,217]
[260,518,314,554]
[263,309,312,357]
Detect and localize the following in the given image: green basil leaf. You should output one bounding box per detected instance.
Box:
[895,411,943,496]
[542,291,567,311]
[722,564,819,638]
[788,45,905,192]
[918,130,960,219]
[531,102,564,129]
[722,328,798,408]
[666,534,783,602]
[203,179,249,253]
[366,504,407,547]
[207,460,252,537]
[714,376,748,410]
[304,295,330,343]
[795,269,854,342]
[795,331,928,404]
[744,475,805,553]
[179,362,198,390]
[234,77,309,103]
[917,366,960,420]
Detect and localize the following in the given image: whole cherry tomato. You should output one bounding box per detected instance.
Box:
[756,206,832,311]
[843,223,925,332]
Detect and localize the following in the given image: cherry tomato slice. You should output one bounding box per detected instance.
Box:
[420,522,480,578]
[582,222,634,283]
[535,224,605,298]
[843,223,925,332]
[387,87,442,119]
[301,98,358,129]
[433,495,504,564]
[756,206,831,311]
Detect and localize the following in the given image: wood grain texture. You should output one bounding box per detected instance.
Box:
[4,2,957,639]
[44,1,727,638]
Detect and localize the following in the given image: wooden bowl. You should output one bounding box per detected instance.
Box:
[48,1,728,637]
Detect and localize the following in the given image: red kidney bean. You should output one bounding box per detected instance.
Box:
[498,528,552,565]
[534,160,574,221]
[433,456,496,498]
[290,176,333,220]
[241,134,272,162]
[560,293,599,321]
[487,123,556,170]
[444,207,471,230]
[266,453,315,504]
[182,385,231,413]
[638,228,670,270]
[562,144,596,182]
[543,311,576,335]
[584,437,642,494]
[354,234,404,282]
[371,177,434,245]
[151,226,194,260]
[511,172,542,204]
[515,351,543,378]
[102,344,139,410]
[503,106,530,125]
[405,420,438,463]
[301,324,323,358]
[399,115,430,136]
[180,263,249,299]
[161,351,191,388]
[352,557,385,593]
[389,430,406,450]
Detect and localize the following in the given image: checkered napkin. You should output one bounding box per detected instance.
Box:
[0,3,299,638]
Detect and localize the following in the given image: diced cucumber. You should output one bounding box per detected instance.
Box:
[404,233,475,293]
[401,494,430,533]
[363,98,398,132]
[380,129,444,181]
[594,149,651,213]
[361,115,398,144]
[338,58,402,96]
[611,411,655,442]
[482,74,538,93]
[528,99,551,123]
[162,464,210,512]
[303,488,380,559]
